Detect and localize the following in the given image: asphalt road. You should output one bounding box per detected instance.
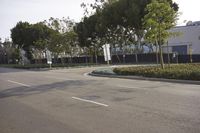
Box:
[0,67,200,133]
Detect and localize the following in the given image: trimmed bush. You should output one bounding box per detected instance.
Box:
[0,63,98,69]
[113,64,200,81]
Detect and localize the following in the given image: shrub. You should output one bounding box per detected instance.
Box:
[113,64,200,81]
[0,63,98,69]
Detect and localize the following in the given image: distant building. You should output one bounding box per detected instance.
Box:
[165,21,200,55]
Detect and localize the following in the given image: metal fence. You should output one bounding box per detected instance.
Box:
[30,54,200,65]
[1,53,200,64]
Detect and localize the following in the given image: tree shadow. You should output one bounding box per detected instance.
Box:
[0,67,29,73]
[0,67,52,74]
[0,80,89,99]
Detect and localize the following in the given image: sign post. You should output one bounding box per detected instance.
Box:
[46,50,52,69]
[102,44,111,65]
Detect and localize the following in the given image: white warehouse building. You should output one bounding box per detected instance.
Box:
[165,21,200,55]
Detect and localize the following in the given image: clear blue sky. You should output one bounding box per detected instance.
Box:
[0,0,199,40]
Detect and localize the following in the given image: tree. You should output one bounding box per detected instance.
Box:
[32,23,56,50]
[76,0,179,64]
[143,0,178,69]
[1,39,20,64]
[62,31,79,63]
[11,22,33,60]
[42,17,79,63]
[42,17,74,34]
[75,14,103,61]
[11,21,55,61]
[48,32,64,59]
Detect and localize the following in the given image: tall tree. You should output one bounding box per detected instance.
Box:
[1,39,20,64]
[43,17,74,34]
[143,0,178,69]
[11,21,33,60]
[76,0,179,64]
[43,17,78,59]
[11,21,55,61]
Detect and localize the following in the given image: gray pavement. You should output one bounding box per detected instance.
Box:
[0,67,200,133]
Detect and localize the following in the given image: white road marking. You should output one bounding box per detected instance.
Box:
[44,76,72,80]
[7,80,31,87]
[118,85,135,89]
[72,97,109,107]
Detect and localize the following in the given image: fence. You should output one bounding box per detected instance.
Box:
[1,53,200,64]
[30,53,200,65]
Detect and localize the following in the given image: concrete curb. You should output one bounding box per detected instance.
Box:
[89,72,200,85]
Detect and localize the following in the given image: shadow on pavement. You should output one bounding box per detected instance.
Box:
[0,67,29,73]
[0,80,89,99]
[0,67,50,74]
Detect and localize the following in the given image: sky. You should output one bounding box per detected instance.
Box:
[0,0,199,40]
[174,0,200,25]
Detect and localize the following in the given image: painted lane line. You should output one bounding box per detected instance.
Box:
[72,97,109,107]
[118,85,136,89]
[7,80,31,87]
[44,76,72,80]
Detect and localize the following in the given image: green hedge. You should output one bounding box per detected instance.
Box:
[113,64,200,81]
[0,63,98,69]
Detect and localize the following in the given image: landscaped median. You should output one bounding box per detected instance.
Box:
[91,64,200,85]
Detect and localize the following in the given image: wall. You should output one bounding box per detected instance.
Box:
[167,25,200,54]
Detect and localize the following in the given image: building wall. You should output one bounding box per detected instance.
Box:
[167,25,200,54]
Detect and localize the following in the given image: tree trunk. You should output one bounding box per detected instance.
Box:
[84,48,88,65]
[94,46,98,64]
[114,44,121,63]
[167,41,170,67]
[155,40,159,65]
[159,44,164,69]
[136,36,142,64]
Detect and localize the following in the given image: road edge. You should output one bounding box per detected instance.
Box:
[89,72,200,85]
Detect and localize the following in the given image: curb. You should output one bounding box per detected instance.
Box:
[89,72,200,85]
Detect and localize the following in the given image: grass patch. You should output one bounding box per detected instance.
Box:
[113,64,200,81]
[92,68,115,75]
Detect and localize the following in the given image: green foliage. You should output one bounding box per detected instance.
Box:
[113,64,200,81]
[43,17,79,57]
[11,22,31,48]
[11,21,56,60]
[143,0,178,44]
[1,39,20,63]
[42,17,74,33]
[75,14,105,48]
[9,0,179,62]
[76,0,179,54]
[143,0,178,69]
[47,32,64,55]
[92,67,115,75]
[11,18,79,61]
[0,63,99,69]
[62,31,78,55]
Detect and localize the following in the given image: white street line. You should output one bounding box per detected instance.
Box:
[118,85,135,89]
[7,80,31,87]
[44,76,71,80]
[72,97,109,107]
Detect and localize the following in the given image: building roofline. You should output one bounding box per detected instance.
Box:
[174,25,200,29]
